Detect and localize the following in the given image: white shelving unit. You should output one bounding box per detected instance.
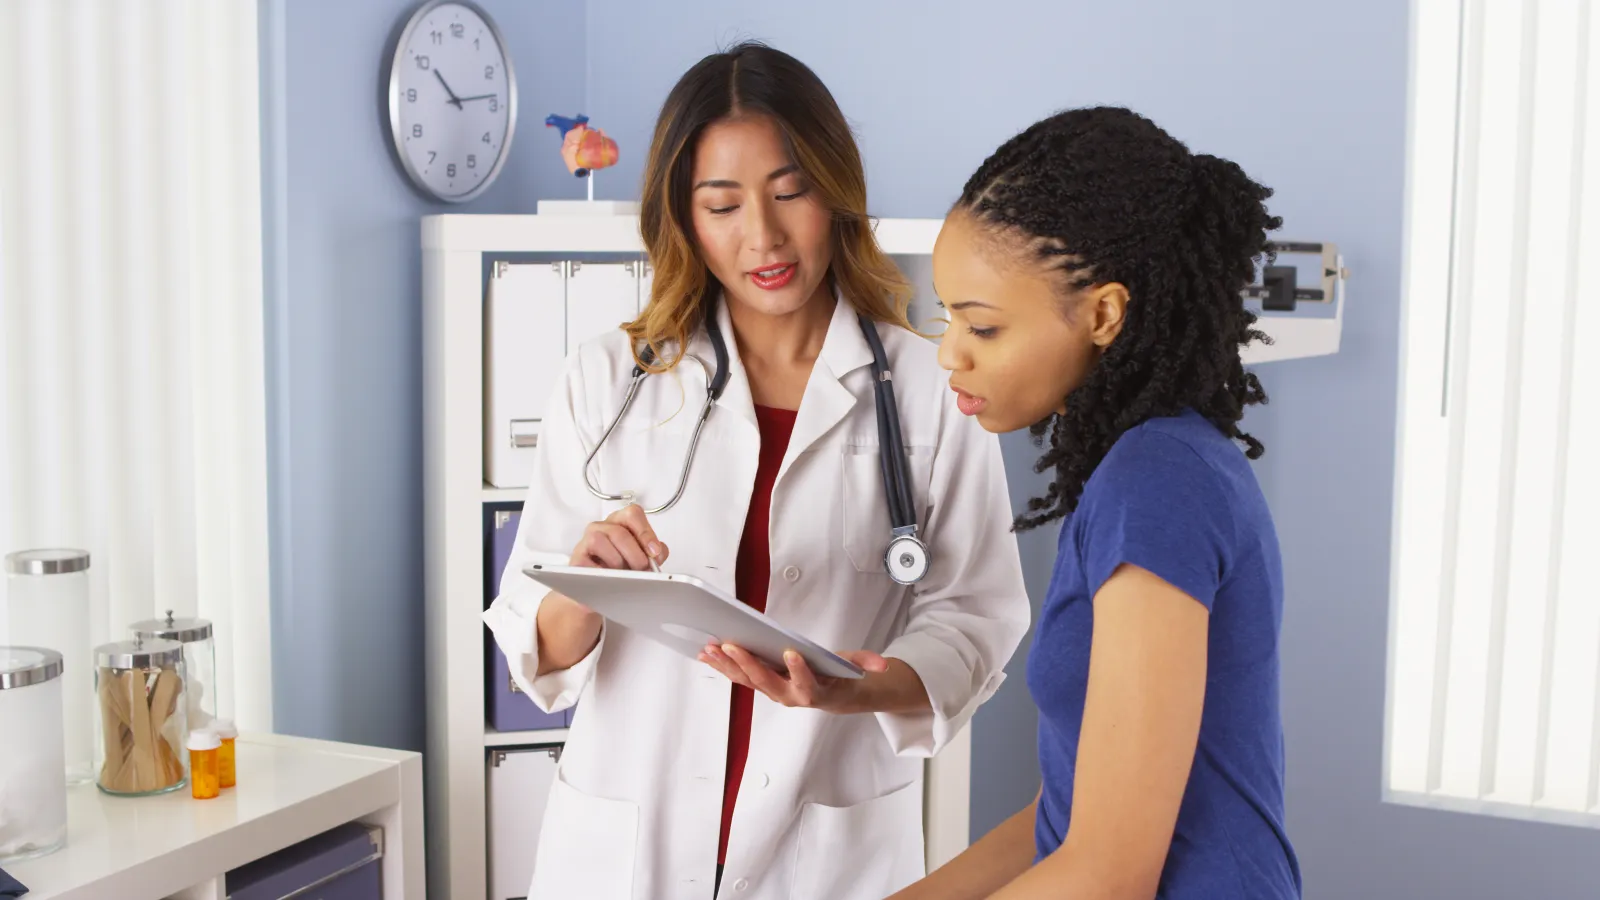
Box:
[480,484,525,504]
[8,733,423,900]
[484,727,571,749]
[421,213,969,900]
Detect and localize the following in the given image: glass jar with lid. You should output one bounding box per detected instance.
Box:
[4,549,94,784]
[0,646,68,864]
[131,609,215,731]
[93,636,188,796]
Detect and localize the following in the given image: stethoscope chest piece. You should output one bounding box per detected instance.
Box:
[885,532,930,585]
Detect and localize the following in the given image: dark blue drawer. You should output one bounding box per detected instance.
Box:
[487,508,573,734]
[226,822,382,900]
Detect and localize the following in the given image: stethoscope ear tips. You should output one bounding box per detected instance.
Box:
[885,534,930,585]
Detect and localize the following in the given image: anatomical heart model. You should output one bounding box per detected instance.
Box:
[545,114,619,178]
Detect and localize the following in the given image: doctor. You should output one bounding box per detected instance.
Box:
[483,41,1030,900]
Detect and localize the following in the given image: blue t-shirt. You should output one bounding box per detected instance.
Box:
[1027,409,1301,898]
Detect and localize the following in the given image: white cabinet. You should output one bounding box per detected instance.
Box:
[7,734,422,900]
[484,262,565,489]
[483,260,651,489]
[565,262,642,355]
[637,260,653,315]
[486,746,562,900]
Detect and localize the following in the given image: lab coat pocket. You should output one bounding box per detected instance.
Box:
[529,773,639,899]
[841,446,933,573]
[791,780,926,900]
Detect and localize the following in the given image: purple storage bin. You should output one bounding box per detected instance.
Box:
[489,641,568,731]
[225,822,382,900]
[487,510,573,732]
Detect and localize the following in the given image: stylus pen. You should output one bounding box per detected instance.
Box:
[649,556,661,573]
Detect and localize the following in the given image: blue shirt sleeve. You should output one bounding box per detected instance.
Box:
[1076,430,1236,611]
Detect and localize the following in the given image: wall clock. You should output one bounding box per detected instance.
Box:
[387,0,517,203]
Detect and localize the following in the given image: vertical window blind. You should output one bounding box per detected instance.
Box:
[1389,0,1600,824]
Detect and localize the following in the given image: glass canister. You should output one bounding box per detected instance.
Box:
[131,609,216,732]
[0,647,68,864]
[3,549,93,784]
[93,637,188,796]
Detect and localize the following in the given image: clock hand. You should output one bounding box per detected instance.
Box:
[433,69,463,109]
[455,93,497,103]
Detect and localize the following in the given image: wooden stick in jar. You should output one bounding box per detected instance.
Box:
[145,668,183,790]
[129,667,163,791]
[149,668,184,785]
[98,668,128,790]
[110,668,141,793]
[119,671,141,792]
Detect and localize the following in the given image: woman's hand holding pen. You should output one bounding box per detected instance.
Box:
[536,504,665,675]
[569,503,668,573]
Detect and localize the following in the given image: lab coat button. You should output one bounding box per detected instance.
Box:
[733,877,750,891]
[782,566,800,583]
[759,772,770,788]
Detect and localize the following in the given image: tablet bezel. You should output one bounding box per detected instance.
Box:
[522,564,867,680]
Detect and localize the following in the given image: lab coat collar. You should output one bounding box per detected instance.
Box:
[685,296,757,433]
[687,288,874,463]
[781,292,874,478]
[816,286,876,380]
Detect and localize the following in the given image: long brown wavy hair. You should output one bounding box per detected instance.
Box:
[629,41,912,372]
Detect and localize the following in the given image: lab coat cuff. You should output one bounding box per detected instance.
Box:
[482,575,604,714]
[527,622,605,713]
[876,631,1007,757]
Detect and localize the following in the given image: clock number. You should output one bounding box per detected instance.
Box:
[447,163,457,178]
[484,65,495,80]
[413,124,423,138]
[407,88,417,103]
[428,151,437,165]
[416,55,430,70]
[451,23,465,38]
[468,154,477,169]
[430,30,441,45]
[482,132,492,144]
[489,97,498,112]
[474,37,480,50]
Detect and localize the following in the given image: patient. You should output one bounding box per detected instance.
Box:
[894,106,1302,899]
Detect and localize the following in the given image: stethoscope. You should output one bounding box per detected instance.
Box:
[582,310,931,585]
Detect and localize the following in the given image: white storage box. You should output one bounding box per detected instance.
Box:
[487,745,562,900]
[484,261,645,489]
[565,262,641,354]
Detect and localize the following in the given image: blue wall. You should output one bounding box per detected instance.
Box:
[259,0,586,752]
[263,1,1600,896]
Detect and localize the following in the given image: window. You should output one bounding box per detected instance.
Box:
[0,1,272,728]
[1388,0,1600,825]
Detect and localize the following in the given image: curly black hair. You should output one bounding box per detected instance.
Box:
[956,106,1281,531]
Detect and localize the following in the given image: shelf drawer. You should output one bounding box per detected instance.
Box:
[487,746,562,900]
[225,822,383,900]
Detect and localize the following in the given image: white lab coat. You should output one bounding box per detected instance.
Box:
[483,295,1030,900]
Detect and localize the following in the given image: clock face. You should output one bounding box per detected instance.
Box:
[390,1,516,202]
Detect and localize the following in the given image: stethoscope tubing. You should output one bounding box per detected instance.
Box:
[583,308,922,558]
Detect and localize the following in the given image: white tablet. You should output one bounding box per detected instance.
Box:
[522,564,866,680]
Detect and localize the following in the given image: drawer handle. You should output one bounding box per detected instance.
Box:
[509,418,540,449]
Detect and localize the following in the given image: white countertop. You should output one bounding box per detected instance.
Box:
[7,732,422,900]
